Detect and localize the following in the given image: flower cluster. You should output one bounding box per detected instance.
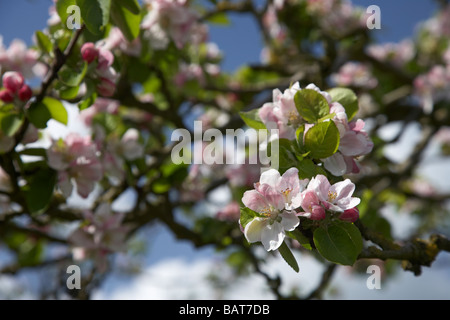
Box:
[0,71,32,103]
[141,0,207,50]
[259,82,373,176]
[330,62,378,89]
[80,43,118,97]
[242,168,360,251]
[306,0,365,37]
[47,133,103,199]
[69,203,131,273]
[366,39,415,67]
[414,64,450,113]
[322,103,373,176]
[0,37,47,79]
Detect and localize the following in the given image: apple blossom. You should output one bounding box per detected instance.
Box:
[46,133,102,198]
[69,203,130,273]
[242,182,299,251]
[321,103,373,176]
[299,190,326,220]
[216,201,241,222]
[306,174,360,213]
[80,42,118,97]
[366,39,415,67]
[100,128,145,183]
[141,0,207,50]
[80,98,120,127]
[330,62,378,89]
[257,168,309,210]
[0,38,47,79]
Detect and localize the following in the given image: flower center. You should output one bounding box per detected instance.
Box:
[260,205,278,220]
[288,111,301,125]
[281,187,292,200]
[328,191,337,202]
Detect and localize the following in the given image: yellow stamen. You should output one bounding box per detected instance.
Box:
[328,191,337,202]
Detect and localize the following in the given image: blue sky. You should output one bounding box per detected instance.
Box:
[0,0,439,72]
[1,0,449,299]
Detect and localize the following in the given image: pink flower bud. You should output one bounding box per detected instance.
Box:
[97,48,114,70]
[81,42,99,63]
[97,78,116,97]
[309,205,326,220]
[339,207,359,223]
[0,89,14,103]
[2,71,25,93]
[18,84,32,102]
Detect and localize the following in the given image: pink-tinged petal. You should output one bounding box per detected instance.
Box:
[344,155,360,174]
[256,183,285,211]
[279,167,300,191]
[300,190,323,218]
[261,221,284,251]
[258,102,278,124]
[287,192,303,210]
[74,177,96,198]
[340,131,373,156]
[323,152,348,176]
[97,48,114,70]
[349,119,366,132]
[308,174,331,202]
[335,196,361,211]
[244,217,266,243]
[272,88,282,102]
[259,168,281,188]
[242,189,270,213]
[58,171,73,198]
[68,229,96,249]
[280,211,300,231]
[330,179,355,201]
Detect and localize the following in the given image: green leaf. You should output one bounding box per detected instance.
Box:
[327,88,359,121]
[120,0,141,15]
[296,158,327,180]
[206,12,230,25]
[239,109,266,130]
[294,89,330,123]
[268,138,300,173]
[239,207,261,229]
[56,0,77,26]
[304,121,340,159]
[58,62,87,87]
[28,97,68,129]
[313,221,363,266]
[23,167,57,215]
[110,0,141,41]
[278,241,299,272]
[59,85,80,100]
[1,113,23,137]
[35,31,53,54]
[18,148,47,157]
[76,0,111,34]
[286,229,312,250]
